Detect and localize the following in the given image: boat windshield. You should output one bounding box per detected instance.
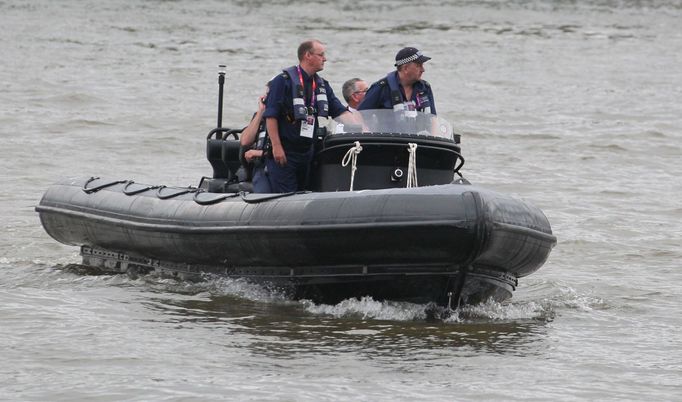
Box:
[330,109,454,141]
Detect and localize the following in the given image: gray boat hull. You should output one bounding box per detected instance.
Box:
[36,177,556,306]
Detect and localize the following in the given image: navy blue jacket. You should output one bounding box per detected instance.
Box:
[358,71,437,115]
[263,67,347,152]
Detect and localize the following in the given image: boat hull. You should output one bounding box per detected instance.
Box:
[36,177,556,306]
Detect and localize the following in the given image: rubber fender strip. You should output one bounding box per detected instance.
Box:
[82,177,129,194]
[156,185,199,200]
[240,190,307,204]
[122,181,162,196]
[493,221,557,244]
[193,191,241,205]
[35,204,474,234]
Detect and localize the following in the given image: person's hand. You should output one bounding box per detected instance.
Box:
[244,149,263,162]
[272,143,287,166]
[257,95,266,113]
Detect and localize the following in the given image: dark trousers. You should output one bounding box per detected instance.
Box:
[251,167,272,193]
[265,148,313,193]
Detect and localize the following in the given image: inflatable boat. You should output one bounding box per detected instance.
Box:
[36,73,556,308]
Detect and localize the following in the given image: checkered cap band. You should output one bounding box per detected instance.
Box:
[395,51,423,66]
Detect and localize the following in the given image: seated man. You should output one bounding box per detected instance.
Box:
[336,78,368,133]
[240,88,271,193]
[358,47,436,116]
[341,78,368,112]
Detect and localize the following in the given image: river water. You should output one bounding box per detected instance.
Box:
[1,0,681,400]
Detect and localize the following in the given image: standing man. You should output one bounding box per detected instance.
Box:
[358,47,436,115]
[341,78,369,112]
[264,39,349,193]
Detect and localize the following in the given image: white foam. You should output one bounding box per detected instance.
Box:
[302,296,427,321]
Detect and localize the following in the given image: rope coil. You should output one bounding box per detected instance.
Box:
[406,143,418,188]
[341,141,363,191]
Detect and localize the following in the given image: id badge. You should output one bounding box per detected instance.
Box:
[300,115,315,138]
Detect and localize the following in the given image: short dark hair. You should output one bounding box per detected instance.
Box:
[297,39,321,61]
[342,78,362,103]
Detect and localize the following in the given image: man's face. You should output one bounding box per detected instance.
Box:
[351,80,369,106]
[403,61,425,83]
[307,43,327,72]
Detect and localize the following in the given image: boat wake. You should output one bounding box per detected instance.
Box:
[31,265,604,324]
[301,297,429,321]
[300,296,556,323]
[198,275,565,323]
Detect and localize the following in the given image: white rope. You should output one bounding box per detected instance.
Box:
[406,142,418,188]
[341,141,363,191]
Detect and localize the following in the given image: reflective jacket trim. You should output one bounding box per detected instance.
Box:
[283,66,329,120]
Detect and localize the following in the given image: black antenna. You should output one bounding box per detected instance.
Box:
[217,64,226,129]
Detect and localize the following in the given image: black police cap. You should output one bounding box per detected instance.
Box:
[394,47,431,67]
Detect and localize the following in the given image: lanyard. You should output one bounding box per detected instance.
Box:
[399,87,421,111]
[400,83,420,108]
[296,65,317,108]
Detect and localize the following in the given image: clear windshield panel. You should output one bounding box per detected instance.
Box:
[331,109,453,141]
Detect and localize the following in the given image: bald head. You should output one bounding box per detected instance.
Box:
[298,39,323,61]
[298,39,326,75]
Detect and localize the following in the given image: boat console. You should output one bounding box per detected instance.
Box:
[200,109,465,193]
[313,110,463,191]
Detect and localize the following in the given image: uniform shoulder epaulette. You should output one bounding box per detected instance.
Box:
[421,79,431,88]
[377,79,388,86]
